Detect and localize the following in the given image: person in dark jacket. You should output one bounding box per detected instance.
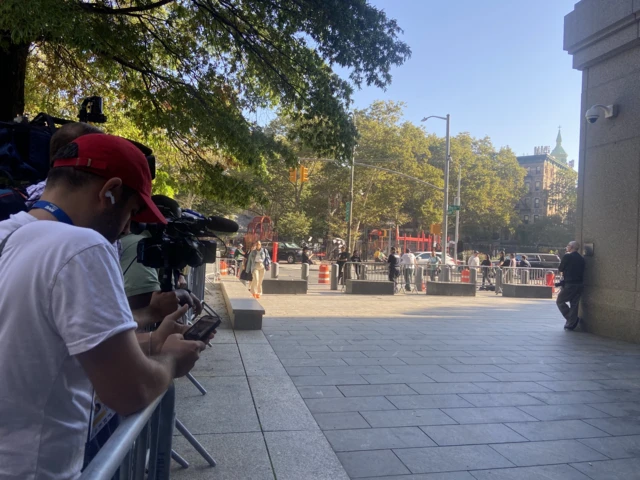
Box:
[557,240,585,330]
[337,246,349,282]
[481,253,492,287]
[350,250,362,279]
[387,247,401,283]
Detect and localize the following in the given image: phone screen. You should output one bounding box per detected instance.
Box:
[184,315,221,341]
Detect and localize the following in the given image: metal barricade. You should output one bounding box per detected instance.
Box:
[500,267,558,286]
[342,262,423,293]
[80,385,175,480]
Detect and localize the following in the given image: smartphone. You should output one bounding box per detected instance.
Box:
[183,315,221,342]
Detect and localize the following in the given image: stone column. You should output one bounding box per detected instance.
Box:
[565,0,640,341]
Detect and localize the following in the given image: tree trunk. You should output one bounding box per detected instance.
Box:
[0,36,30,121]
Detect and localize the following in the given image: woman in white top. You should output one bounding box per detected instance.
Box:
[246,241,271,298]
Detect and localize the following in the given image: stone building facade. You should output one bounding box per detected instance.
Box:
[565,0,640,342]
[515,130,572,224]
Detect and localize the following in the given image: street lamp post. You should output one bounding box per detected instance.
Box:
[454,167,461,262]
[346,112,356,254]
[421,114,451,261]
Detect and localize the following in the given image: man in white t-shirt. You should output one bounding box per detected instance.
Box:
[468,251,480,268]
[400,248,417,291]
[0,133,205,480]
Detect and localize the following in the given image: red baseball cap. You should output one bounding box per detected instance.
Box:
[52,133,167,224]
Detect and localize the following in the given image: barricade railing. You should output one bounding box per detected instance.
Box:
[80,384,175,480]
[500,266,558,286]
[341,262,426,293]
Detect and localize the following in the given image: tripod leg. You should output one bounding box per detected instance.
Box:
[171,450,189,468]
[186,373,207,395]
[175,419,217,467]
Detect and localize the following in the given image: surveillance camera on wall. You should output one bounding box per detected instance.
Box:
[585,104,618,124]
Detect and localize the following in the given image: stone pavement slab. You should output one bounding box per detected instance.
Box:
[264,431,350,480]
[255,291,640,479]
[337,450,410,478]
[325,426,436,451]
[170,433,274,480]
[394,445,514,473]
[420,424,527,446]
[470,464,591,480]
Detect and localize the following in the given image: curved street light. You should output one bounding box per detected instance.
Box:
[422,114,452,261]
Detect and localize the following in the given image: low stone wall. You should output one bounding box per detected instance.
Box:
[426,281,476,296]
[221,279,265,330]
[262,279,308,294]
[346,280,394,295]
[502,284,553,299]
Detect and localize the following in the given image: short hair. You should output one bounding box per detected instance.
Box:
[521,255,527,259]
[49,122,103,162]
[569,241,580,251]
[405,248,410,253]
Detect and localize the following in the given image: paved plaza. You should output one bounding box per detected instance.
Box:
[172,283,640,479]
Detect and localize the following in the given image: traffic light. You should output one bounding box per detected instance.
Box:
[288,168,297,183]
[430,223,442,235]
[300,166,309,182]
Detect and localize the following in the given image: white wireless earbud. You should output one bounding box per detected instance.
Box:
[105,191,116,205]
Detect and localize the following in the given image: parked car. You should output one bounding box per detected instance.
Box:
[515,253,561,269]
[414,251,457,266]
[262,242,303,264]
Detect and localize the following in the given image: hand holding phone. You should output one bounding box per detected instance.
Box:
[183,315,221,342]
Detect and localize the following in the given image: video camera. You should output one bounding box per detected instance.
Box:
[133,210,238,292]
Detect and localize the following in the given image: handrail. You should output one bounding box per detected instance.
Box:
[79,393,165,480]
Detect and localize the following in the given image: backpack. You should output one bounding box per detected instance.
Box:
[0,114,57,221]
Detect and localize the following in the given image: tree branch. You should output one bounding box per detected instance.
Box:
[77,0,175,15]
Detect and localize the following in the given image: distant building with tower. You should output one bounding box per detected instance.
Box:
[515,128,574,224]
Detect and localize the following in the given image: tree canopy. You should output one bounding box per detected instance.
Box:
[253,101,525,250]
[1,0,410,205]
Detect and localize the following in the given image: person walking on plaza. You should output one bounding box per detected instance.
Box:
[481,253,492,288]
[301,246,314,265]
[246,241,271,298]
[337,245,349,282]
[556,240,585,330]
[428,251,440,281]
[519,255,531,267]
[387,246,401,283]
[401,248,417,291]
[350,250,362,279]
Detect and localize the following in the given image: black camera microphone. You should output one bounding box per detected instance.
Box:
[205,216,239,233]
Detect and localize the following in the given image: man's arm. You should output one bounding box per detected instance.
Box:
[558,253,568,273]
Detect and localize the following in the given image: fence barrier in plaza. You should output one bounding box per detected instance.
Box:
[79,385,175,480]
[337,261,560,295]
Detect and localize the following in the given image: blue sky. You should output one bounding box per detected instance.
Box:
[349,0,582,162]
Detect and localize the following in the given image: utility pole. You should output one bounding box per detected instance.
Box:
[421,114,451,261]
[346,113,356,253]
[453,166,461,262]
[444,114,451,260]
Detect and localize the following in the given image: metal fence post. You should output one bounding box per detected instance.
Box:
[148,384,175,480]
[495,268,503,294]
[301,263,309,280]
[442,265,451,282]
[415,267,424,292]
[330,264,339,290]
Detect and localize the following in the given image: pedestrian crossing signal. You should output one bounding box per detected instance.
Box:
[289,168,297,183]
[300,166,309,183]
